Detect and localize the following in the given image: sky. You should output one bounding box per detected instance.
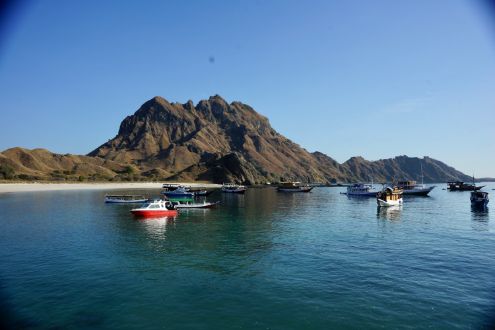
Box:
[0,0,494,176]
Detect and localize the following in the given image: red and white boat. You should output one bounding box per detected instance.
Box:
[130,200,178,217]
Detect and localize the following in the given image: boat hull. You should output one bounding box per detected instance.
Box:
[105,199,148,204]
[344,191,378,197]
[401,186,435,196]
[471,200,489,207]
[163,192,194,198]
[131,209,178,217]
[448,186,484,191]
[190,190,214,196]
[277,187,313,193]
[176,202,220,209]
[222,189,246,194]
[377,198,403,207]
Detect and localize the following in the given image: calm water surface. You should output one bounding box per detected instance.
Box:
[1,184,494,329]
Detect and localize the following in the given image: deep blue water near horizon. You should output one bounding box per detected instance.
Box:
[1,184,494,329]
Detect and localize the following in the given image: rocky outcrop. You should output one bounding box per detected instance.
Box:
[89,95,344,183]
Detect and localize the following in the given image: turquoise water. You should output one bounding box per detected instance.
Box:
[0,184,494,329]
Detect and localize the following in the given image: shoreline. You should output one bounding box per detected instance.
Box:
[0,182,222,194]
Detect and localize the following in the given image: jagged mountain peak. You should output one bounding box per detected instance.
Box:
[80,96,474,184]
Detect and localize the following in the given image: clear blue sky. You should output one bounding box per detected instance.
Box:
[0,0,494,176]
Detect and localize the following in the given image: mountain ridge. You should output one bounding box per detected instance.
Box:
[1,95,474,183]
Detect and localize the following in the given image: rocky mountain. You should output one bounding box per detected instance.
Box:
[88,95,345,184]
[1,95,473,183]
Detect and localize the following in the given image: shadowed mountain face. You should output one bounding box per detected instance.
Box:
[87,95,471,184]
[88,95,346,183]
[1,95,473,183]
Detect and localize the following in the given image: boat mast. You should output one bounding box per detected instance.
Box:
[420,162,424,186]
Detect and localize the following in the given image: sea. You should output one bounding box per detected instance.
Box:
[0,183,494,329]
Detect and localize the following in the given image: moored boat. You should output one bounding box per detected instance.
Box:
[188,189,215,196]
[221,183,247,194]
[397,180,435,196]
[169,197,220,209]
[162,183,181,190]
[447,181,484,191]
[377,187,403,207]
[470,191,489,207]
[343,183,379,197]
[105,195,148,203]
[130,200,178,217]
[162,186,194,198]
[277,181,313,192]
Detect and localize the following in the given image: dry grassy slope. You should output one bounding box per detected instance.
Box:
[0,147,126,180]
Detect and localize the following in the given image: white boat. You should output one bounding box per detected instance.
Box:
[344,183,379,196]
[105,195,148,203]
[221,183,247,194]
[377,187,403,207]
[130,200,178,217]
[277,181,313,192]
[397,181,435,196]
[172,200,220,209]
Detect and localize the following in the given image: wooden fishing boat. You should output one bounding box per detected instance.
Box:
[130,200,178,217]
[277,182,313,192]
[377,187,403,207]
[447,181,484,191]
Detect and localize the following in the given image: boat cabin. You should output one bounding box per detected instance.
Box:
[397,181,417,189]
[377,187,403,202]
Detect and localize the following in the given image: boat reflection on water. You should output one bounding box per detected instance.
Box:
[471,205,489,231]
[376,205,403,221]
[136,216,177,240]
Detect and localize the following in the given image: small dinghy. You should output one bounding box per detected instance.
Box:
[377,187,403,207]
[105,195,148,203]
[130,200,178,217]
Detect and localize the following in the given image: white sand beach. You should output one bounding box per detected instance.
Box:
[0,182,222,194]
